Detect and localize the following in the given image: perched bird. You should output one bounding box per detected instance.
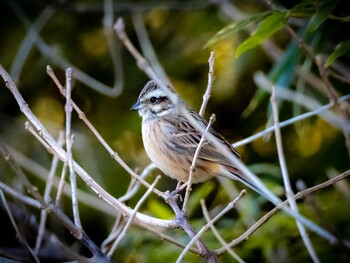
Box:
[131,80,261,195]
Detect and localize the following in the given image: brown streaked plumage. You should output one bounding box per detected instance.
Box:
[131,80,260,194]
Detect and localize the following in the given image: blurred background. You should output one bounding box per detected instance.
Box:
[0,0,350,262]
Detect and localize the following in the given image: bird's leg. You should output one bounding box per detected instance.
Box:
[171,181,188,196]
[165,181,188,207]
[176,180,183,190]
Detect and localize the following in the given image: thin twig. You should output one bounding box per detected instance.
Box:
[114,18,179,106]
[101,213,124,253]
[103,0,124,96]
[199,51,215,117]
[233,93,350,148]
[0,138,50,215]
[65,67,82,229]
[118,163,157,203]
[216,169,350,254]
[10,5,56,81]
[115,18,149,73]
[34,132,64,255]
[132,12,169,84]
[7,0,120,97]
[201,199,246,263]
[107,175,161,257]
[0,138,107,262]
[1,145,115,262]
[56,160,68,205]
[271,86,319,263]
[182,114,216,213]
[166,193,217,262]
[254,72,349,132]
[8,145,115,215]
[177,190,246,263]
[25,121,51,150]
[0,181,41,208]
[0,190,40,263]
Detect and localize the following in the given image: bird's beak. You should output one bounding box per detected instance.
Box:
[130,100,143,111]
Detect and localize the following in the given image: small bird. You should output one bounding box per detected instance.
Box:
[131,80,261,195]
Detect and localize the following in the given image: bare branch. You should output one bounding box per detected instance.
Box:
[7,0,120,97]
[177,190,246,262]
[201,199,246,263]
[182,114,216,213]
[254,72,349,132]
[102,0,124,96]
[0,137,108,262]
[107,175,161,257]
[118,163,157,203]
[114,18,179,107]
[233,93,350,148]
[199,51,215,117]
[216,169,350,254]
[7,145,115,216]
[0,64,177,230]
[271,86,319,262]
[0,190,40,262]
[9,5,56,82]
[132,12,170,84]
[34,132,64,255]
[0,181,41,208]
[166,193,217,262]
[56,158,68,205]
[65,67,82,229]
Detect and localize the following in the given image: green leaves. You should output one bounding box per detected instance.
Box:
[307,0,340,32]
[207,1,342,58]
[325,40,350,67]
[235,11,289,57]
[206,10,289,57]
[205,11,271,48]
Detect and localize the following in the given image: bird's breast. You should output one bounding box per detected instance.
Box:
[142,119,183,179]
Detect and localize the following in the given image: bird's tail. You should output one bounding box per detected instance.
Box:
[225,166,273,202]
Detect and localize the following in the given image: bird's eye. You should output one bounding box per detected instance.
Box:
[149,97,157,104]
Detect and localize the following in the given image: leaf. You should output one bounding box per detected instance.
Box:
[147,199,173,219]
[325,40,350,67]
[289,2,316,18]
[204,11,271,48]
[235,11,288,57]
[307,0,340,32]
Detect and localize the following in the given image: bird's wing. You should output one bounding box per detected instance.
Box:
[170,110,272,199]
[171,111,240,167]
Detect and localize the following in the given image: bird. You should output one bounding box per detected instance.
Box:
[131,80,262,196]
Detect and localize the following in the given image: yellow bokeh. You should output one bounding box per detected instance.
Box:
[80,29,108,57]
[32,96,64,135]
[146,8,170,28]
[295,119,338,157]
[211,37,238,98]
[251,125,276,157]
